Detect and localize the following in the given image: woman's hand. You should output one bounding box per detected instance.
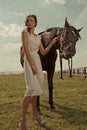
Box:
[51,36,60,45]
[39,36,60,56]
[31,63,37,75]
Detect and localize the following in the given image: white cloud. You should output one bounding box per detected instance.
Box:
[0,42,19,52]
[51,0,65,4]
[0,42,22,72]
[0,56,22,72]
[0,23,23,38]
[0,23,23,72]
[43,0,65,4]
[44,0,50,4]
[66,0,87,6]
[74,6,87,41]
[76,6,87,26]
[14,11,23,16]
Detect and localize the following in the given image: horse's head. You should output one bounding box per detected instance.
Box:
[39,18,82,59]
[59,18,83,59]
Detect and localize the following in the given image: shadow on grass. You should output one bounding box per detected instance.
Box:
[55,103,87,126]
[38,124,55,130]
[40,101,87,126]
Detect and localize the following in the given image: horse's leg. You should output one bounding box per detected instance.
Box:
[68,58,73,78]
[37,96,41,112]
[47,69,55,111]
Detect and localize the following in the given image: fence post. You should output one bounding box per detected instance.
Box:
[83,68,86,78]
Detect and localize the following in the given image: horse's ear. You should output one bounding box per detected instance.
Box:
[76,27,83,39]
[77,27,83,32]
[64,17,70,27]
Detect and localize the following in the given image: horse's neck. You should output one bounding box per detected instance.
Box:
[41,32,52,47]
[41,27,63,48]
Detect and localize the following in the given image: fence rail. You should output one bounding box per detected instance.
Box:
[61,66,87,78]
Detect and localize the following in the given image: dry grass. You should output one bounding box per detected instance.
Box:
[0,73,87,130]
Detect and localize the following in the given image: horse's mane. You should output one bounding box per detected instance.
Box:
[46,27,57,32]
[38,31,46,35]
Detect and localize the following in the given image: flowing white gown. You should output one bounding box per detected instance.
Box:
[23,30,47,97]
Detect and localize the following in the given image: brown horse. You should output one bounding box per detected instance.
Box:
[37,18,82,111]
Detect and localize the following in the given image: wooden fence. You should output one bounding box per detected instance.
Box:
[61,66,87,78]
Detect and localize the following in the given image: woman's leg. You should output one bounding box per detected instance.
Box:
[31,96,45,125]
[21,96,31,120]
[31,96,42,121]
[19,96,31,130]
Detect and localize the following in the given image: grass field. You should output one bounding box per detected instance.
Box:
[0,73,87,130]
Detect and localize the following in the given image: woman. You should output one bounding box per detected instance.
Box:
[19,14,59,130]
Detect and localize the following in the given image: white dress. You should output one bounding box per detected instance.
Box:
[23,30,47,97]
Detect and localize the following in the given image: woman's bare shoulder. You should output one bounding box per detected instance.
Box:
[22,28,27,32]
[22,29,28,35]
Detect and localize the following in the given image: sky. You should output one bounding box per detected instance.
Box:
[0,0,87,72]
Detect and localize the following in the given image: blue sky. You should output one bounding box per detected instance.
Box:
[0,0,87,72]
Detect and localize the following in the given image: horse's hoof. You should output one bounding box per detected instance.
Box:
[37,107,40,111]
[50,106,55,112]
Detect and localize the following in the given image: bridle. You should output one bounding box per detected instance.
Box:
[59,27,66,53]
[59,27,77,54]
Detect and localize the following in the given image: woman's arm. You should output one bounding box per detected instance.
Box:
[22,31,37,74]
[39,36,60,56]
